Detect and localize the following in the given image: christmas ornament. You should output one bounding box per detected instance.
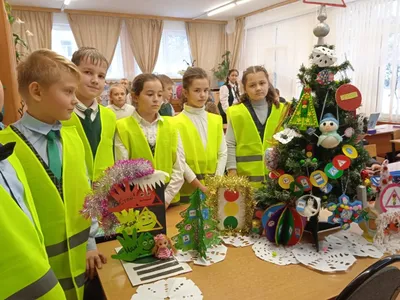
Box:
[261,203,285,230]
[311,46,337,67]
[296,176,312,192]
[324,163,344,179]
[316,69,334,85]
[251,219,263,235]
[295,194,321,218]
[265,205,304,246]
[320,183,333,194]
[305,144,314,158]
[310,170,328,187]
[269,169,285,180]
[379,160,392,190]
[327,195,363,230]
[357,185,380,242]
[317,113,342,148]
[290,181,304,197]
[265,147,279,170]
[273,128,302,144]
[278,174,294,189]
[344,127,355,138]
[289,86,319,130]
[342,144,358,159]
[379,183,400,212]
[333,155,351,170]
[336,84,362,111]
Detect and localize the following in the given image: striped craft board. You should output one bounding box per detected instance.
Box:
[115,247,192,286]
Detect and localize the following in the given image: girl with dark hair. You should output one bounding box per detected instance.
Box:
[218,69,241,124]
[226,66,288,187]
[173,67,227,203]
[114,73,185,208]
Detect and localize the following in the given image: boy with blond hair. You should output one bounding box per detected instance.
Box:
[0,80,66,299]
[107,83,135,119]
[63,47,116,183]
[0,49,94,299]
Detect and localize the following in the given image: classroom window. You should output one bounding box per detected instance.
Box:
[51,23,124,79]
[153,27,191,78]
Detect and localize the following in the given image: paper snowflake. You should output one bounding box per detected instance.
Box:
[273,128,302,144]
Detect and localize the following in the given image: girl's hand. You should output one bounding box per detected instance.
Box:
[228,169,237,176]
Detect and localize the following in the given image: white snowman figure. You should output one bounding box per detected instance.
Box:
[317,113,343,149]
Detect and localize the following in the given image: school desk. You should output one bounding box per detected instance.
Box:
[365,124,400,159]
[96,205,400,300]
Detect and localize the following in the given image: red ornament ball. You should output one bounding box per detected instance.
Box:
[361,170,369,180]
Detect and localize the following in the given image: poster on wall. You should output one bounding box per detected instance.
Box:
[303,0,346,7]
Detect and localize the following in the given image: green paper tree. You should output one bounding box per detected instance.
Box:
[256,45,372,209]
[288,87,319,130]
[172,189,220,259]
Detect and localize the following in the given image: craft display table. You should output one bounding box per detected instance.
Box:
[97,205,399,300]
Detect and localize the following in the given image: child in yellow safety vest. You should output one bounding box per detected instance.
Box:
[173,67,227,203]
[114,73,185,208]
[0,80,66,299]
[0,50,99,299]
[226,66,287,187]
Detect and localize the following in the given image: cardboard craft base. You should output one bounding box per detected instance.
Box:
[115,247,192,287]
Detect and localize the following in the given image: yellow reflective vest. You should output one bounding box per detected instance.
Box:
[62,106,116,181]
[116,116,179,202]
[1,152,66,300]
[173,112,223,202]
[0,126,91,300]
[227,102,287,188]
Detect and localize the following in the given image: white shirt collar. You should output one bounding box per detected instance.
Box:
[76,99,99,113]
[111,104,128,111]
[132,110,163,127]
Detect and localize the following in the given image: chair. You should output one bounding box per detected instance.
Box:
[336,255,400,300]
[364,144,377,158]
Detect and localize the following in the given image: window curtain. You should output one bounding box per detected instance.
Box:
[124,18,163,73]
[67,13,122,65]
[185,22,226,75]
[120,21,137,80]
[12,10,52,53]
[231,18,244,70]
[334,0,399,120]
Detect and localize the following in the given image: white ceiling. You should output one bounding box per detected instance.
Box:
[9,0,283,20]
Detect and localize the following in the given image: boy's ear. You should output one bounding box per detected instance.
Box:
[132,93,139,103]
[28,82,42,103]
[182,89,188,98]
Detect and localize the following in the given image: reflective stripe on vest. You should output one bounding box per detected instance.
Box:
[59,272,86,291]
[0,126,91,300]
[62,106,116,181]
[173,112,222,199]
[227,102,287,187]
[0,153,65,300]
[46,227,90,257]
[6,269,60,300]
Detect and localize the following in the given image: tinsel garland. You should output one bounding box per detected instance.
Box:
[81,159,155,235]
[205,175,255,235]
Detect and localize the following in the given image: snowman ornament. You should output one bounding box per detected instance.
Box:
[317,113,343,149]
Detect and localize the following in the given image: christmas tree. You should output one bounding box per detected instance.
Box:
[256,6,370,210]
[172,189,220,259]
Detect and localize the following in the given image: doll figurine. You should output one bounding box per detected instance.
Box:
[153,234,176,259]
[317,113,342,149]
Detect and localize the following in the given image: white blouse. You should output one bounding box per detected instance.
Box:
[107,104,135,120]
[219,82,241,113]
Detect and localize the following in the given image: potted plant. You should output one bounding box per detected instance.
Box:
[212,51,231,87]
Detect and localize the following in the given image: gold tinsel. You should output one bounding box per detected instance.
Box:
[205,175,256,235]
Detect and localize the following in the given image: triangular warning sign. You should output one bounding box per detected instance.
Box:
[136,207,164,232]
[338,160,347,167]
[385,190,400,208]
[294,186,301,192]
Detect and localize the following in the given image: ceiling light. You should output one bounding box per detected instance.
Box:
[64,0,71,5]
[207,3,236,16]
[236,0,252,4]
